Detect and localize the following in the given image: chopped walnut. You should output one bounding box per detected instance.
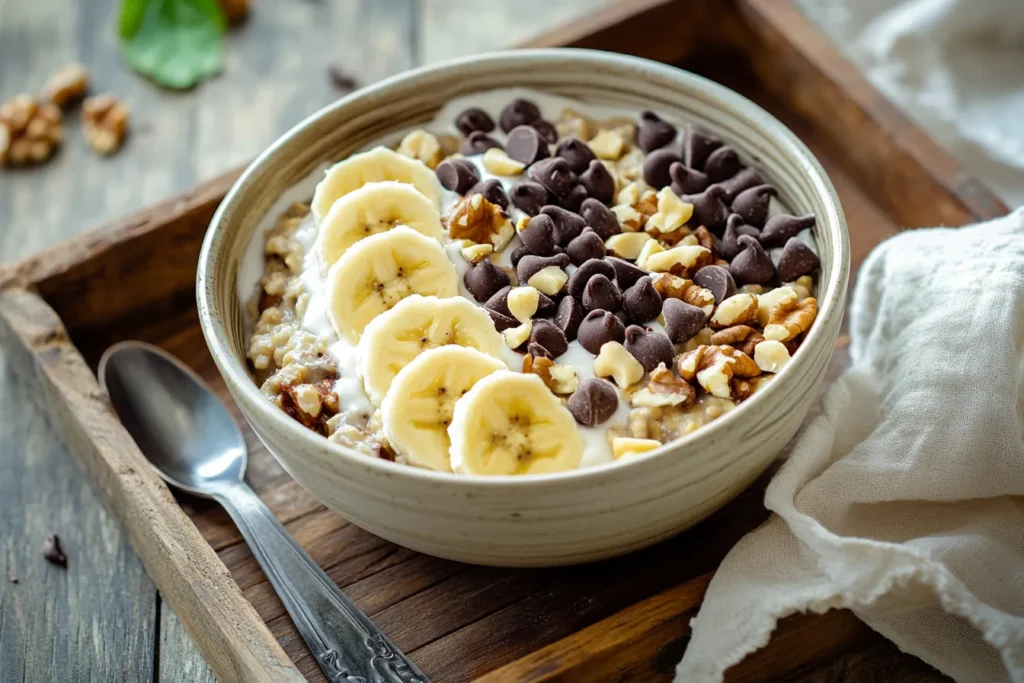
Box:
[765,297,818,342]
[447,194,513,248]
[786,275,814,301]
[643,245,712,278]
[588,129,626,160]
[82,94,129,156]
[709,293,758,328]
[631,364,695,408]
[523,354,578,395]
[710,325,765,357]
[650,273,692,300]
[556,107,594,141]
[0,94,63,167]
[692,226,717,258]
[43,63,89,109]
[678,344,760,399]
[645,187,693,235]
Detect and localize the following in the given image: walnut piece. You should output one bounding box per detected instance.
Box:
[692,225,718,257]
[651,273,692,300]
[631,363,695,408]
[43,63,89,109]
[754,340,791,373]
[594,341,645,388]
[765,297,818,342]
[645,187,693,235]
[643,245,712,278]
[710,325,765,357]
[483,148,525,176]
[678,344,760,399]
[588,129,626,160]
[605,231,652,260]
[523,354,578,395]
[709,293,758,329]
[82,94,129,156]
[0,94,63,167]
[447,193,513,247]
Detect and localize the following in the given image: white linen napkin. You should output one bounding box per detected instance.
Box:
[676,208,1024,683]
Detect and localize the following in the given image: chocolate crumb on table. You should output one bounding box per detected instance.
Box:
[42,533,67,567]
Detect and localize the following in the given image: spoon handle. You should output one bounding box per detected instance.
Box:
[215,483,428,683]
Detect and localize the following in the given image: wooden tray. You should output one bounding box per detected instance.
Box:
[0,1,1006,681]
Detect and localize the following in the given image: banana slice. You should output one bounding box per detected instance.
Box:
[312,146,444,223]
[449,371,584,476]
[359,295,504,404]
[381,346,505,472]
[317,181,444,269]
[327,226,459,342]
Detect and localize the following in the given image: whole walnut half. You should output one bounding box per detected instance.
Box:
[0,94,63,167]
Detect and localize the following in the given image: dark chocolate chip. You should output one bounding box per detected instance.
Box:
[460,131,503,155]
[622,276,663,323]
[729,234,775,285]
[566,258,617,300]
[456,107,495,135]
[636,110,677,153]
[643,148,683,189]
[683,184,730,233]
[610,251,650,286]
[488,307,518,332]
[554,295,585,341]
[732,184,777,228]
[704,146,742,184]
[684,126,724,171]
[530,319,569,359]
[692,265,736,304]
[528,157,575,198]
[435,158,480,194]
[499,98,541,133]
[577,309,625,355]
[568,378,619,427]
[506,125,550,165]
[468,178,510,210]
[509,244,533,268]
[518,214,558,256]
[580,198,621,240]
[465,261,510,302]
[510,180,551,216]
[579,159,614,204]
[530,119,558,144]
[760,213,816,248]
[776,238,820,282]
[663,299,707,344]
[625,326,674,372]
[485,285,514,317]
[527,342,552,360]
[720,214,761,261]
[582,274,621,312]
[536,291,556,318]
[559,183,589,212]
[517,253,569,284]
[719,167,764,203]
[555,136,596,174]
[669,161,709,196]
[42,534,67,567]
[613,310,630,326]
[540,205,586,246]
[566,227,606,265]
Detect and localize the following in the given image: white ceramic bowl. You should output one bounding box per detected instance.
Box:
[197,49,849,567]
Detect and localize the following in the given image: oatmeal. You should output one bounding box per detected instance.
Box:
[244,88,822,474]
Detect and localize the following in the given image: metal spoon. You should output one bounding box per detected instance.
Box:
[99,341,427,683]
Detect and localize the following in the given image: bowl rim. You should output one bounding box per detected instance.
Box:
[197,47,850,488]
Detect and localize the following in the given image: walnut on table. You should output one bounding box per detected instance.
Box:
[0,94,63,167]
[82,94,130,156]
[43,63,90,109]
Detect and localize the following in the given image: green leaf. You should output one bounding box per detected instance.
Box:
[119,0,227,90]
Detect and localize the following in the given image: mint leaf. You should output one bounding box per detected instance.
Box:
[119,0,227,90]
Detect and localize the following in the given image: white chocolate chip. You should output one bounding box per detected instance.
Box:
[507,286,540,322]
[588,129,626,160]
[605,232,652,260]
[502,320,532,349]
[754,340,791,373]
[645,187,694,234]
[483,147,526,176]
[293,384,322,417]
[643,245,710,274]
[612,436,662,459]
[709,293,758,327]
[756,286,798,327]
[527,266,568,296]
[594,341,645,388]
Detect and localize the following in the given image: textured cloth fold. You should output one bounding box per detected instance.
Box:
[677,208,1024,683]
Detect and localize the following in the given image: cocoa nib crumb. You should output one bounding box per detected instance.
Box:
[328,65,359,92]
[42,533,67,567]
[9,575,17,584]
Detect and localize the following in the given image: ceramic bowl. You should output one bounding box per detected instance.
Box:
[197,49,849,567]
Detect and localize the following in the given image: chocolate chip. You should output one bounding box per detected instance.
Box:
[518,214,558,256]
[580,198,621,240]
[729,234,775,285]
[527,342,552,360]
[506,125,550,165]
[684,126,724,170]
[555,136,596,174]
[436,158,480,194]
[704,146,742,184]
[622,276,663,323]
[461,131,503,155]
[456,107,495,135]
[693,265,736,304]
[613,310,630,326]
[719,167,764,202]
[566,258,617,299]
[669,161,709,196]
[643,148,682,189]
[530,319,569,359]
[517,253,569,284]
[625,326,674,372]
[530,119,558,144]
[577,309,625,354]
[42,533,67,567]
[776,238,820,282]
[636,111,677,152]
[603,258,643,292]
[510,244,532,268]
[566,227,606,265]
[465,260,510,302]
[510,180,551,216]
[528,157,575,197]
[327,65,359,92]
[554,296,585,341]
[485,285,514,317]
[760,213,816,248]
[536,291,556,317]
[579,159,614,204]
[499,98,541,133]
[732,184,777,228]
[720,214,761,261]
[582,274,621,312]
[468,178,510,210]
[488,308,518,332]
[568,378,619,426]
[559,183,589,212]
[537,205,583,247]
[663,299,707,344]
[683,184,729,233]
